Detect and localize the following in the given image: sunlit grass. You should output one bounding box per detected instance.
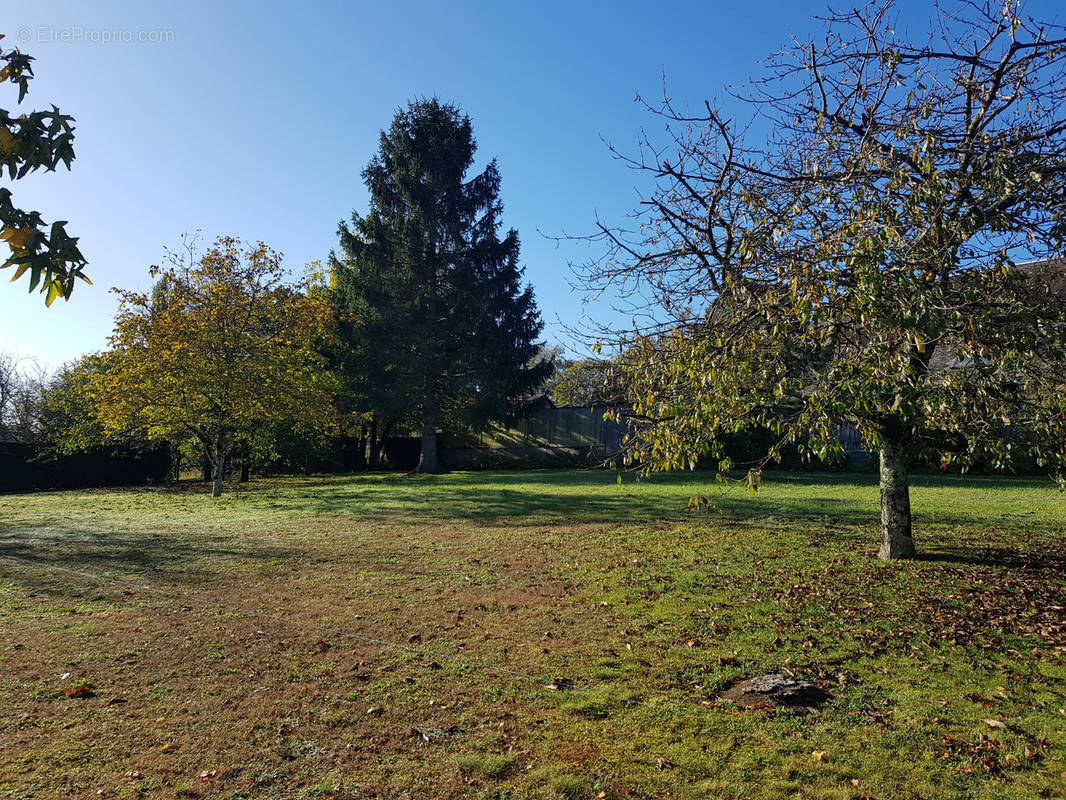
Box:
[0,470,1063,799]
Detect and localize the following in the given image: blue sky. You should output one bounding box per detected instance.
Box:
[3,0,1063,371]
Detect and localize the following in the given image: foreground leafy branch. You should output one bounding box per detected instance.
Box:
[0,34,89,305]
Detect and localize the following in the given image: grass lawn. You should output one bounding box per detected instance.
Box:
[0,470,1064,799]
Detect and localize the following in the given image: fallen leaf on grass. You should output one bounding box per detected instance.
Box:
[656,757,675,770]
[982,718,1006,728]
[811,750,826,762]
[64,684,94,698]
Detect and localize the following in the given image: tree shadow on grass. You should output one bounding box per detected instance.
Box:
[286,476,885,527]
[6,470,1057,582]
[913,541,1066,577]
[267,469,1064,570]
[276,469,1058,530]
[0,519,296,596]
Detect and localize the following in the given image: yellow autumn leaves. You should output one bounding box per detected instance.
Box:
[0,226,72,306]
[0,124,17,154]
[94,237,340,467]
[0,225,31,249]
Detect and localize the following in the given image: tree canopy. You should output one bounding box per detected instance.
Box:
[0,34,88,304]
[331,98,551,472]
[580,0,1066,559]
[545,355,628,408]
[95,236,338,496]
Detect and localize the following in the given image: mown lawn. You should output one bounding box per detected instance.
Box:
[0,470,1063,799]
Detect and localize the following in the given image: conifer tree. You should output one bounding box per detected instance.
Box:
[331,99,551,472]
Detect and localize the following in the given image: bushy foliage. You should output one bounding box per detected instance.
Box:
[95,236,339,495]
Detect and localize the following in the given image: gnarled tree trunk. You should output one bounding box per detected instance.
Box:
[878,443,915,560]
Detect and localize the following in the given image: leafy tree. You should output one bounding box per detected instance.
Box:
[331,98,551,472]
[581,1,1066,559]
[0,350,45,440]
[0,350,22,436]
[33,354,114,457]
[0,34,88,304]
[95,236,338,496]
[546,355,626,407]
[27,353,170,478]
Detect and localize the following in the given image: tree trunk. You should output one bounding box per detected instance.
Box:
[416,380,441,473]
[211,436,226,497]
[375,421,394,469]
[878,444,915,560]
[239,439,250,483]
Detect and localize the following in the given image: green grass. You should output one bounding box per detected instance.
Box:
[0,469,1064,799]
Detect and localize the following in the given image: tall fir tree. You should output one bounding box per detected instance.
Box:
[331,99,551,472]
